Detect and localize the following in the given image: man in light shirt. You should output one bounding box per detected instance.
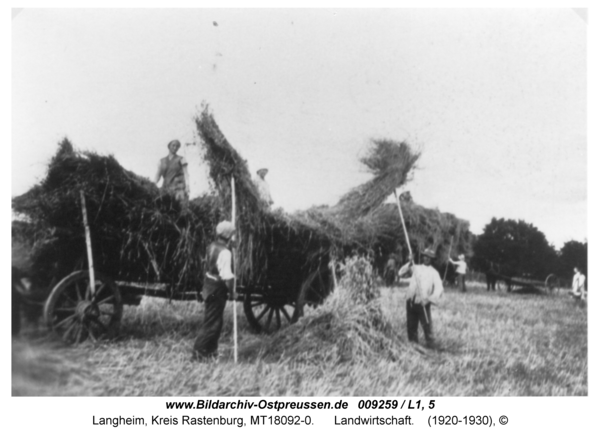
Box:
[449,254,468,293]
[193,221,237,361]
[253,168,273,207]
[398,248,444,348]
[571,267,586,301]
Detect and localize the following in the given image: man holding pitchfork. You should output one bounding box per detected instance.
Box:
[192,221,237,362]
[398,248,444,348]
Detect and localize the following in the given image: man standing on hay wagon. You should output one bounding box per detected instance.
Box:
[253,168,273,207]
[193,221,237,361]
[398,248,444,348]
[448,254,468,293]
[155,139,190,205]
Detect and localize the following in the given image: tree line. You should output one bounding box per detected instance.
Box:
[471,218,587,281]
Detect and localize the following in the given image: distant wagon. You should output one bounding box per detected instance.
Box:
[483,261,559,294]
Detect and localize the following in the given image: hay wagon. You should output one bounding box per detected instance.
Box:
[41,264,304,345]
[20,196,314,344]
[491,272,559,294]
[12,150,337,344]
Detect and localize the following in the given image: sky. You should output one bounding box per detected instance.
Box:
[11,8,588,248]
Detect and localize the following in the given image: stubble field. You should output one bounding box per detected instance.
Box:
[12,281,587,396]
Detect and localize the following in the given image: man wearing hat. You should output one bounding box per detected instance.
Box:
[448,254,468,293]
[253,168,273,206]
[193,221,236,361]
[155,139,190,205]
[398,248,444,348]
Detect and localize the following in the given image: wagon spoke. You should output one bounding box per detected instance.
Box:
[255,305,269,322]
[95,295,115,306]
[75,323,86,343]
[275,308,281,329]
[89,320,106,339]
[89,283,106,300]
[280,306,291,322]
[265,307,274,331]
[61,318,78,342]
[54,307,76,314]
[54,313,78,330]
[91,289,105,303]
[74,281,84,301]
[62,293,78,307]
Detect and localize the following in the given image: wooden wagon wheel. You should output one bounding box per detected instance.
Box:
[545,274,559,294]
[243,289,300,334]
[44,270,123,344]
[496,279,510,293]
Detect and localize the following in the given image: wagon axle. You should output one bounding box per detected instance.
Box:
[76,300,100,322]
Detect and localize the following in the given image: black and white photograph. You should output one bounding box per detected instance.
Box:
[8,5,596,430]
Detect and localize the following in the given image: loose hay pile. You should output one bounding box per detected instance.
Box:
[249,256,407,364]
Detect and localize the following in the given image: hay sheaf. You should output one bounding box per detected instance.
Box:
[251,257,407,364]
[334,139,420,219]
[252,290,406,364]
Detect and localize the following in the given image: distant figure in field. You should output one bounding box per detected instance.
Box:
[384,256,397,286]
[571,267,586,301]
[449,254,468,293]
[398,248,444,348]
[155,139,190,205]
[253,168,273,207]
[193,221,237,362]
[485,260,499,291]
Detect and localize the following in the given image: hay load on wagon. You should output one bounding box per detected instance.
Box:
[12,106,472,340]
[12,139,221,297]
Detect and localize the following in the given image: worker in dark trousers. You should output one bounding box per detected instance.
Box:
[398,248,444,348]
[193,221,236,361]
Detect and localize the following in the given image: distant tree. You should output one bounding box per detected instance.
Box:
[557,240,587,279]
[473,218,558,278]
